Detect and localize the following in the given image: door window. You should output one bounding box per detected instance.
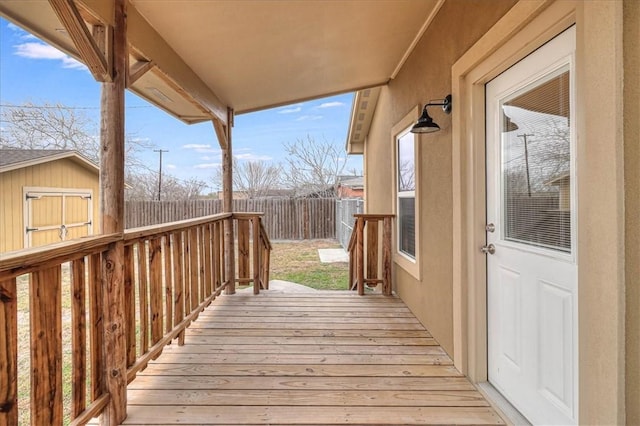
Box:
[500,68,572,253]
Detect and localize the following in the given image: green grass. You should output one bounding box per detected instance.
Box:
[270,239,349,291]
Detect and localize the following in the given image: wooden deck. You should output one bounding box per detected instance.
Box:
[122,291,505,425]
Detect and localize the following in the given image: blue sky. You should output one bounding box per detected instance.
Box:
[0,18,361,192]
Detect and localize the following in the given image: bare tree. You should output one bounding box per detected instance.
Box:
[0,102,149,170]
[126,171,206,201]
[282,135,346,197]
[214,159,282,199]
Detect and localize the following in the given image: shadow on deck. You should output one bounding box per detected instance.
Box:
[122,291,505,425]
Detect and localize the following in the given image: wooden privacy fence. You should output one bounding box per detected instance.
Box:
[125,198,336,240]
[0,212,271,425]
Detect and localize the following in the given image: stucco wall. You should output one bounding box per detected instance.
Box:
[624,0,640,423]
[365,0,517,355]
[0,158,100,252]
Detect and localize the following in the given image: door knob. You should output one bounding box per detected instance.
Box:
[480,244,495,255]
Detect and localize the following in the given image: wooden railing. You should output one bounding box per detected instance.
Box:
[347,214,394,296]
[234,213,272,295]
[0,212,271,426]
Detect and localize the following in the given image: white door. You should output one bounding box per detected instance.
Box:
[486,27,577,425]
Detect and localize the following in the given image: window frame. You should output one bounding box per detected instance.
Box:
[392,106,421,279]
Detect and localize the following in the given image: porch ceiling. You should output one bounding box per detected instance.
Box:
[0,0,443,123]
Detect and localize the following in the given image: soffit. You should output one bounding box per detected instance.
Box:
[130,0,440,114]
[0,0,440,120]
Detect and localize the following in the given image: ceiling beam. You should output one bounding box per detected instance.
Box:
[127,59,155,87]
[126,5,228,126]
[213,118,228,150]
[47,0,111,82]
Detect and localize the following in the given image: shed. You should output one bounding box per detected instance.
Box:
[0,149,100,252]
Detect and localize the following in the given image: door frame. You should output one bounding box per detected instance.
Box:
[451,0,625,424]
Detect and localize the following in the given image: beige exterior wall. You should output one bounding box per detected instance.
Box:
[365,0,637,423]
[624,0,640,424]
[364,0,517,355]
[0,158,100,252]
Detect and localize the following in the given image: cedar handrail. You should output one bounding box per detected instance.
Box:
[0,212,271,425]
[347,214,394,296]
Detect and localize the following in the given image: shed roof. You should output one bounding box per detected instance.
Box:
[0,149,100,174]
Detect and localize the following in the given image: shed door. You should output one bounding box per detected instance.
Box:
[24,188,93,248]
[485,27,577,425]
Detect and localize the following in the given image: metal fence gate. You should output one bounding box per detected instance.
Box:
[335,198,363,249]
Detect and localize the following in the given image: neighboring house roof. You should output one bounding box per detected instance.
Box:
[0,149,100,174]
[339,176,364,189]
[346,87,382,154]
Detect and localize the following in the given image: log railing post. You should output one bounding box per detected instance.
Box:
[222,108,235,294]
[98,0,127,423]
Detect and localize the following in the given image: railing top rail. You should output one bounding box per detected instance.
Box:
[0,232,122,279]
[353,213,395,219]
[124,212,232,241]
[232,212,265,220]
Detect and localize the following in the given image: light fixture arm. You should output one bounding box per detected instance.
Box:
[424,94,452,114]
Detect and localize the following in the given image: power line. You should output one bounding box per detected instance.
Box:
[0,103,152,110]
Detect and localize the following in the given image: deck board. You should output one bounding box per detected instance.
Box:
[124,292,504,425]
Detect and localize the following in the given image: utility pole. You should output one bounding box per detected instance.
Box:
[517,133,534,197]
[154,149,169,201]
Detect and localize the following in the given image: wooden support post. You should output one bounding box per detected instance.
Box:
[221,108,235,294]
[383,217,393,296]
[98,0,127,423]
[0,278,18,425]
[356,217,365,296]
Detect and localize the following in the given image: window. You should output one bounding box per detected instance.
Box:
[397,129,416,258]
[392,106,421,279]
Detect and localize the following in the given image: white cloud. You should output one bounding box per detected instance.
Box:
[317,101,345,109]
[278,106,302,114]
[194,163,220,169]
[295,115,323,122]
[234,153,272,161]
[14,42,86,70]
[182,143,219,153]
[166,164,177,170]
[129,137,150,143]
